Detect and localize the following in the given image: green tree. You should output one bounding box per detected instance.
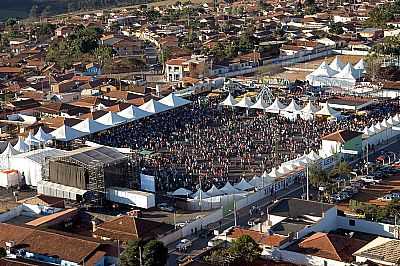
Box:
[229,235,262,265]
[119,240,141,266]
[329,22,344,35]
[94,46,113,68]
[329,161,351,178]
[5,18,17,27]
[365,52,382,82]
[143,240,168,266]
[308,164,329,187]
[0,247,6,258]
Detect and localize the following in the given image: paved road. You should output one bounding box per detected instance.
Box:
[166,183,306,266]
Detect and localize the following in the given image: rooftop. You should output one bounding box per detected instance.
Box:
[268,198,334,219]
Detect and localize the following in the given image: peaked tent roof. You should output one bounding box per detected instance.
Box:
[393,114,400,125]
[171,187,193,197]
[118,105,152,120]
[235,96,254,108]
[95,111,127,126]
[266,98,287,113]
[25,132,40,146]
[220,181,241,194]
[73,118,109,133]
[158,93,192,108]
[269,167,282,178]
[1,142,20,156]
[50,125,86,141]
[191,188,211,199]
[34,127,53,142]
[220,93,238,106]
[301,101,320,114]
[316,102,341,118]
[308,150,321,161]
[207,185,225,196]
[309,61,338,77]
[139,99,171,113]
[354,58,366,71]
[387,116,394,125]
[249,176,262,187]
[329,56,346,72]
[234,178,254,191]
[14,137,29,153]
[277,165,291,175]
[250,96,269,110]
[284,99,302,113]
[334,63,358,80]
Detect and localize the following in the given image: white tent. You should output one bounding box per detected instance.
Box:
[191,188,211,199]
[139,99,171,113]
[234,178,254,191]
[334,63,358,81]
[306,61,338,86]
[96,111,127,126]
[159,93,192,108]
[299,154,313,165]
[0,170,20,188]
[316,102,341,118]
[235,96,254,108]
[268,167,281,178]
[220,93,238,106]
[25,132,40,147]
[50,125,86,141]
[14,137,29,153]
[117,105,152,121]
[266,98,287,113]
[250,96,269,110]
[34,127,53,143]
[354,58,366,75]
[307,150,321,161]
[171,187,193,197]
[220,181,241,194]
[301,101,320,114]
[277,165,291,176]
[73,118,109,134]
[393,114,400,125]
[283,99,302,113]
[10,148,67,187]
[207,184,225,196]
[249,176,262,188]
[329,56,345,72]
[387,116,394,126]
[0,143,20,169]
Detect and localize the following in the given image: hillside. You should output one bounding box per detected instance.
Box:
[0,0,148,21]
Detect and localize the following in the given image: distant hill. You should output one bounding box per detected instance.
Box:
[0,0,147,21]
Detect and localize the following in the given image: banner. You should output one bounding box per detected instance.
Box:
[140,173,155,192]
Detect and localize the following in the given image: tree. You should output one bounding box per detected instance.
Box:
[0,247,6,258]
[229,235,262,265]
[142,240,168,266]
[329,22,344,35]
[308,164,329,187]
[365,52,382,82]
[29,5,39,19]
[329,161,351,178]
[119,240,141,266]
[5,18,17,27]
[94,46,113,68]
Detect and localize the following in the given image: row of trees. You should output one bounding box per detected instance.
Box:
[364,0,400,28]
[119,239,168,266]
[351,199,400,222]
[204,235,262,266]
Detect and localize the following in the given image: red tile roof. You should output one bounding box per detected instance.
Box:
[228,228,287,247]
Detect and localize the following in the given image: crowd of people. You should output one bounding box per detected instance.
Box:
[89,94,400,193]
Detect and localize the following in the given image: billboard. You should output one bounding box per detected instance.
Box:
[140,173,156,192]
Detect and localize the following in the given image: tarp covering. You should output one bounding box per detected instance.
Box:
[172,187,193,197]
[96,111,127,126]
[117,105,151,120]
[159,93,192,108]
[207,184,225,196]
[234,178,254,191]
[34,127,53,143]
[73,118,109,134]
[50,125,86,142]
[14,137,29,153]
[139,99,171,113]
[220,93,238,106]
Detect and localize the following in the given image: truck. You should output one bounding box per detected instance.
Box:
[106,187,156,209]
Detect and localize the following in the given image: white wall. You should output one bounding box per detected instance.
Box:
[276,249,348,266]
[336,216,394,238]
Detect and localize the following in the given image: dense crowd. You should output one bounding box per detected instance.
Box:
[89,95,400,192]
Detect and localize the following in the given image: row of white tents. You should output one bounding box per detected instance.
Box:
[171,150,322,198]
[221,94,341,120]
[41,93,191,142]
[306,57,366,88]
[362,114,400,145]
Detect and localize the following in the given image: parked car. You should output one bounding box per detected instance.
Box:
[208,238,223,247]
[158,203,175,212]
[360,175,382,184]
[176,239,192,252]
[176,255,190,265]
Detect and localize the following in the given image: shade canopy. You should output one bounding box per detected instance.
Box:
[34,127,53,142]
[191,188,210,199]
[73,118,109,134]
[50,125,86,142]
[284,99,302,113]
[329,56,345,72]
[118,105,152,120]
[316,102,341,118]
[301,101,320,114]
[268,167,281,178]
[172,187,193,197]
[14,137,29,153]
[220,93,238,106]
[307,150,321,161]
[308,61,338,78]
[206,185,225,196]
[95,111,127,126]
[250,96,269,110]
[334,63,358,81]
[354,58,366,73]
[220,181,241,194]
[139,99,171,113]
[25,132,40,146]
[158,93,192,108]
[266,98,287,113]
[1,142,20,157]
[234,178,254,191]
[235,96,254,108]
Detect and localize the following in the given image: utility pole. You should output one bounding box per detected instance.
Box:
[306,163,309,201]
[233,198,237,227]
